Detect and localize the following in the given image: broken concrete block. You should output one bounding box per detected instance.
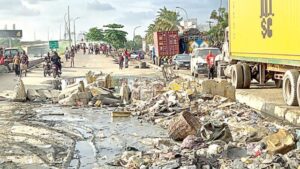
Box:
[89,87,109,97]
[263,129,295,155]
[168,111,201,141]
[58,96,76,106]
[105,74,112,88]
[200,80,216,94]
[37,90,52,99]
[12,79,27,102]
[77,92,89,100]
[224,85,236,101]
[131,87,141,101]
[120,83,130,104]
[50,90,61,99]
[78,81,85,92]
[211,80,226,97]
[27,89,41,101]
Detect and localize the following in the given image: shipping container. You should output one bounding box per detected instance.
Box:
[153,31,179,65]
[229,0,300,65]
[217,0,300,106]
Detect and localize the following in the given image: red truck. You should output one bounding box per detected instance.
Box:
[153,31,179,65]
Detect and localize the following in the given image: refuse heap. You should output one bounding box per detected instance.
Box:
[58,71,121,107]
[111,78,300,169]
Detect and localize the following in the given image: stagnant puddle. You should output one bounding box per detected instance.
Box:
[34,105,168,168]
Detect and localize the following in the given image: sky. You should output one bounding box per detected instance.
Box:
[0,0,228,41]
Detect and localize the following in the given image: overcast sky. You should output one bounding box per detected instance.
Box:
[0,0,228,41]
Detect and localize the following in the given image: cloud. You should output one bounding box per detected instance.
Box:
[23,0,58,4]
[116,11,154,25]
[0,0,40,16]
[87,0,115,11]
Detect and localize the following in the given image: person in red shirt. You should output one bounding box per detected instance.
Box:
[206,50,216,79]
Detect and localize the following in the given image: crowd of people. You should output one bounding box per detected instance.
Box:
[118,49,131,70]
[85,43,112,55]
[0,49,29,77]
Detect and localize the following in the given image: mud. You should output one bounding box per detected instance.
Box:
[0,101,168,168]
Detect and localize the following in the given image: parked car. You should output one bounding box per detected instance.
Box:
[130,51,145,60]
[172,54,191,70]
[4,48,20,63]
[190,47,221,77]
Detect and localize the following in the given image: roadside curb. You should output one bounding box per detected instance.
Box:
[236,90,300,126]
[144,60,300,126]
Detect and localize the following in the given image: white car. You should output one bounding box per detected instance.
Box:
[190,47,221,77]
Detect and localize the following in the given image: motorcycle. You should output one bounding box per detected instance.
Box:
[20,63,27,77]
[52,63,61,78]
[43,60,51,77]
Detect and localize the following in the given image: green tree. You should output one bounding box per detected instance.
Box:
[85,27,104,42]
[155,7,182,31]
[125,35,143,50]
[103,24,128,49]
[145,7,182,44]
[207,7,228,47]
[145,24,156,45]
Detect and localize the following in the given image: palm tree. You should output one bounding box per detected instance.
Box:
[145,24,156,44]
[145,7,183,44]
[155,7,182,31]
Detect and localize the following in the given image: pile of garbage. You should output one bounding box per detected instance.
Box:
[110,78,300,168]
[58,71,122,107]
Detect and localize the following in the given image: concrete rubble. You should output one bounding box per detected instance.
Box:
[106,77,300,168]
[10,70,300,168]
[12,79,27,102]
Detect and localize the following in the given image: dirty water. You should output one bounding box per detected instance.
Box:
[0,101,168,168]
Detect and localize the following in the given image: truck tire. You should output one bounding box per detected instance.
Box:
[283,70,299,106]
[242,64,251,89]
[231,64,244,89]
[296,77,300,106]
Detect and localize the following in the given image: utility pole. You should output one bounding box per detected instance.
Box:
[73,17,80,47]
[207,21,213,29]
[68,6,72,49]
[133,26,141,49]
[59,24,61,40]
[176,7,189,21]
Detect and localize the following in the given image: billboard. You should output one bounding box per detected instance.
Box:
[0,30,23,38]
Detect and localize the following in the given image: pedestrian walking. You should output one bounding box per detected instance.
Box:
[65,47,69,62]
[13,52,21,76]
[70,49,75,68]
[206,50,216,79]
[20,51,29,77]
[124,49,130,68]
[119,53,124,70]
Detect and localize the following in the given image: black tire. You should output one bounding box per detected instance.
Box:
[274,79,283,88]
[242,64,251,89]
[44,71,47,77]
[231,64,244,89]
[297,77,300,106]
[283,70,299,106]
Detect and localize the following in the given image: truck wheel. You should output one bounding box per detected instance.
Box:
[231,64,244,89]
[283,70,299,106]
[296,76,300,106]
[242,64,251,89]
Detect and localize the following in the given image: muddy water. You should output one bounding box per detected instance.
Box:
[16,105,167,169]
